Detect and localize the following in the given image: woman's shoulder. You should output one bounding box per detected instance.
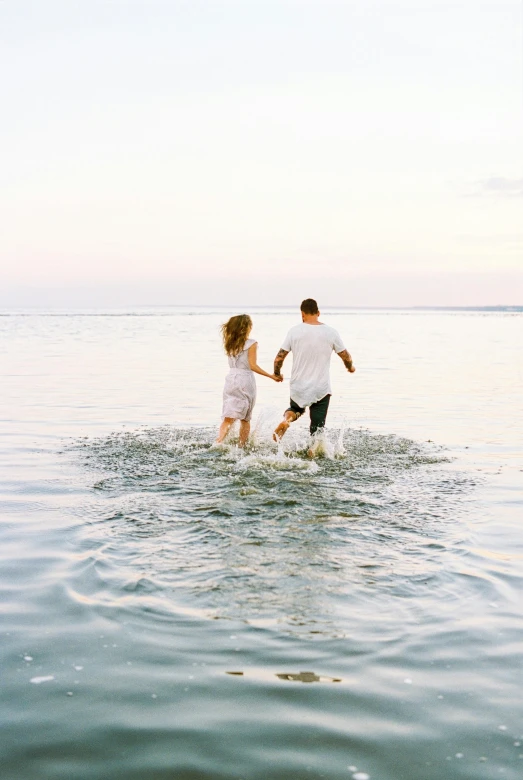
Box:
[244,338,257,350]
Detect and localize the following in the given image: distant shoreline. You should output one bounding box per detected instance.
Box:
[1,304,522,315]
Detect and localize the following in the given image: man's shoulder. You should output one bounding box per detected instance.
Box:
[314,324,344,351]
[284,323,305,339]
[320,323,340,336]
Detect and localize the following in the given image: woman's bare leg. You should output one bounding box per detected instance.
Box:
[239,420,250,447]
[216,417,235,443]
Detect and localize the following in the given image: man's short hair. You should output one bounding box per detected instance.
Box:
[300,298,319,315]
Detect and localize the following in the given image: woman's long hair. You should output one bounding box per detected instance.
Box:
[221,314,252,356]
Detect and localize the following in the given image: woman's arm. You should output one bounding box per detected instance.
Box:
[248,343,283,381]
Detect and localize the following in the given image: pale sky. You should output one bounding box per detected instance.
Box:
[1,0,522,307]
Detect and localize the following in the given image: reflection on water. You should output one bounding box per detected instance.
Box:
[227,670,343,683]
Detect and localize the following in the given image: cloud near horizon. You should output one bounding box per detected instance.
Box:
[479,177,523,197]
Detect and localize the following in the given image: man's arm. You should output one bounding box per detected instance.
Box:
[273,348,289,377]
[337,349,355,373]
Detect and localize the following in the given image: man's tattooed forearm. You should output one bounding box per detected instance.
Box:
[274,349,289,376]
[338,349,354,370]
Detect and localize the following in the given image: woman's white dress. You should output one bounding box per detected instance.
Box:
[221,338,257,422]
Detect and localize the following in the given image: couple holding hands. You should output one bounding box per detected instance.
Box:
[216,298,356,448]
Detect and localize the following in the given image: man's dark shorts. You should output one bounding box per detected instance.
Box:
[286,394,331,435]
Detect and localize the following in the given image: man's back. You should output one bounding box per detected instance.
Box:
[281,322,345,408]
[273,299,354,442]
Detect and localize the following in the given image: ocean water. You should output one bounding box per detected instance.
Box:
[1,306,522,780]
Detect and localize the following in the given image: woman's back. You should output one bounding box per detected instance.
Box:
[228,338,256,370]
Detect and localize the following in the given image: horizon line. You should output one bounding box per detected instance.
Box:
[1,304,521,312]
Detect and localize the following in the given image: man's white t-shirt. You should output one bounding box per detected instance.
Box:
[281,323,346,409]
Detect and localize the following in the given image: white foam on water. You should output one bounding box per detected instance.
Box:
[207,406,340,472]
[250,406,281,446]
[30,675,55,684]
[334,419,347,458]
[249,406,348,461]
[235,452,319,473]
[308,430,334,459]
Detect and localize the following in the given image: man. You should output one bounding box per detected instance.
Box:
[273,298,355,441]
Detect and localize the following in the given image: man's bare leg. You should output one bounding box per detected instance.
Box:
[216,417,235,444]
[273,411,298,442]
[239,420,250,447]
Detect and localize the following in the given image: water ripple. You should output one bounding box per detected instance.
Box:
[66,425,475,639]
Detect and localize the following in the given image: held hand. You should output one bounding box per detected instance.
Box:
[272,373,284,382]
[348,366,356,373]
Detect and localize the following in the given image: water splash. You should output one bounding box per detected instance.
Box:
[66,420,477,638]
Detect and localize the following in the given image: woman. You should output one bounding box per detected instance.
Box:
[216,314,282,447]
